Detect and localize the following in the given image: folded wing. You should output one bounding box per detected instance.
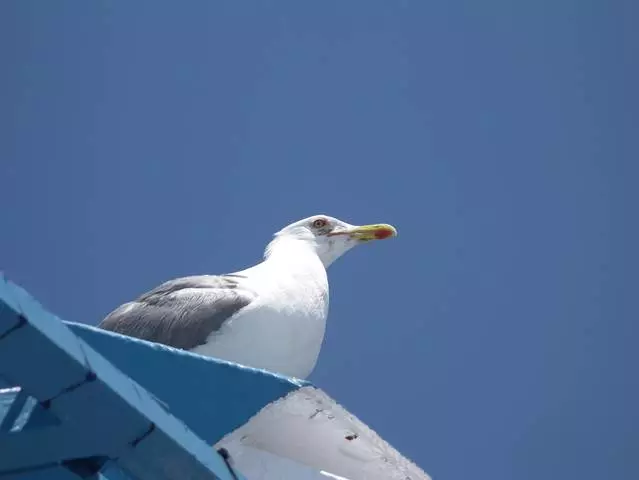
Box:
[99,275,256,350]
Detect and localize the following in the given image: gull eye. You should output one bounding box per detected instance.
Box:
[312,218,328,229]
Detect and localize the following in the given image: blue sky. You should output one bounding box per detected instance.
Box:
[1,2,637,479]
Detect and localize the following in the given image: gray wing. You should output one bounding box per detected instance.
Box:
[99,274,256,350]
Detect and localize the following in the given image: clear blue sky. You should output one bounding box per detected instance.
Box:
[1,2,637,479]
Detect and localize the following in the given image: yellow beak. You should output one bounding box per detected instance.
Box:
[330,223,398,242]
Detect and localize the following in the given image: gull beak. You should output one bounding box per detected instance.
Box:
[330,223,398,242]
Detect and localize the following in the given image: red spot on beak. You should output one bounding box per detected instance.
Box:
[374,228,394,240]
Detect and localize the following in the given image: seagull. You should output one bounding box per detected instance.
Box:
[99,215,397,379]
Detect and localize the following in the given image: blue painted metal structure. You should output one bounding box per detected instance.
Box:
[0,275,304,479]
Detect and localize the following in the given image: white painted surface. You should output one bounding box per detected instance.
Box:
[216,387,430,480]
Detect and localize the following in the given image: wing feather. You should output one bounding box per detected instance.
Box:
[99,275,255,350]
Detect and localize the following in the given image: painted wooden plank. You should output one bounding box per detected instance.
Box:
[68,322,304,445]
[0,424,111,471]
[0,276,241,480]
[0,466,82,480]
[0,277,26,337]
[0,388,55,433]
[22,395,60,430]
[0,284,88,400]
[98,461,133,480]
[0,322,151,458]
[0,388,28,432]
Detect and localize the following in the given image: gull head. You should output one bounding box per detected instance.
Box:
[266,214,398,267]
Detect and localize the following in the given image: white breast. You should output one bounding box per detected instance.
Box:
[191,245,330,379]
